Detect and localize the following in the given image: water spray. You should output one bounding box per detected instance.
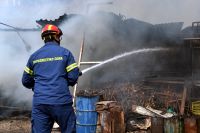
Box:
[81,47,169,74]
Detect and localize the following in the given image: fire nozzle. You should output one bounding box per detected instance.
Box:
[79,71,83,76]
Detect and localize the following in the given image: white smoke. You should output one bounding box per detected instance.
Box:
[0,0,85,106]
[91,0,200,28]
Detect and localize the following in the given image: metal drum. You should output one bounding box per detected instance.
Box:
[184,117,197,133]
[197,118,200,133]
[164,117,183,133]
[164,119,171,133]
[76,96,99,133]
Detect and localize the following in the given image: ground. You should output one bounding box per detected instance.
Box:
[0,118,60,133]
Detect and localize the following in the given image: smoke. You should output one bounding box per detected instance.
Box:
[0,0,84,107]
[100,0,200,28]
[0,0,198,106]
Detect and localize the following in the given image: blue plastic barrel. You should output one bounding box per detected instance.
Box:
[76,96,99,133]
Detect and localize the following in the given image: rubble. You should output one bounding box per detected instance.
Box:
[132,105,155,117]
[128,117,151,130]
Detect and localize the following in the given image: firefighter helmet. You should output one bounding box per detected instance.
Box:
[41,24,63,39]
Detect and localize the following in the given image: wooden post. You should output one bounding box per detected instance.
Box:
[73,34,85,105]
[180,87,187,115]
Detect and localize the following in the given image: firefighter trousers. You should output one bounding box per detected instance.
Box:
[31,103,76,133]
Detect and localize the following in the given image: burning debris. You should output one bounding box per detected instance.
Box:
[81,75,200,132]
[76,89,100,97]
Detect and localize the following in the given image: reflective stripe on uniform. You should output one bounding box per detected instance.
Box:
[66,63,78,72]
[24,66,33,75]
[33,57,63,64]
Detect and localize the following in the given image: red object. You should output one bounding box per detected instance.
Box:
[184,118,197,133]
[41,24,62,38]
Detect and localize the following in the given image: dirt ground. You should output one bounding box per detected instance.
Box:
[0,118,60,133]
[0,118,148,133]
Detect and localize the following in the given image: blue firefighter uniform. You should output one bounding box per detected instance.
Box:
[22,42,79,133]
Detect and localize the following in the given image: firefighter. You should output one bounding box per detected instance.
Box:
[22,24,80,133]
